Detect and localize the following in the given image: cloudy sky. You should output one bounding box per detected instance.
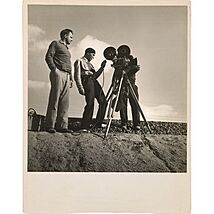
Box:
[27,5,188,122]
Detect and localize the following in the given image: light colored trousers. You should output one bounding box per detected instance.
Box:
[46,69,70,129]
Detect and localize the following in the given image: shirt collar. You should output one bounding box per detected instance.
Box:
[82,56,89,63]
[59,40,69,49]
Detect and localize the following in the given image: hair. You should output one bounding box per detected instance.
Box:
[85,48,96,55]
[60,29,73,40]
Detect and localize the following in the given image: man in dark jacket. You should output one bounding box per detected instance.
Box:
[119,55,141,131]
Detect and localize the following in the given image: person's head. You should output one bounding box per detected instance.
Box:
[60,29,73,45]
[84,48,96,61]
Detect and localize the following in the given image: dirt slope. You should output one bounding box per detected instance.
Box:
[28,131,187,172]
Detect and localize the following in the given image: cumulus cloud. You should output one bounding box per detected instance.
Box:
[28,24,50,52]
[151,104,178,116]
[141,104,179,121]
[28,25,45,41]
[71,35,113,72]
[29,40,51,52]
[70,35,115,92]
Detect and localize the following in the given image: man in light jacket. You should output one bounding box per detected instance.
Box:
[74,48,107,131]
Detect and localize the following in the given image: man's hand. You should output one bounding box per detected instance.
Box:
[101,60,107,69]
[85,71,94,75]
[79,88,85,95]
[135,65,140,71]
[70,80,73,88]
[124,64,140,76]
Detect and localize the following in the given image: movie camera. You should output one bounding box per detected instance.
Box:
[102,45,152,138]
[103,45,133,71]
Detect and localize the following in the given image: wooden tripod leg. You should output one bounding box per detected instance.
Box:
[106,83,113,101]
[125,74,152,134]
[106,83,116,118]
[104,73,125,139]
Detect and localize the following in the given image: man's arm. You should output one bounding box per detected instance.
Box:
[69,74,73,88]
[69,67,73,87]
[125,57,140,76]
[74,59,85,95]
[93,60,107,79]
[45,41,57,71]
[125,63,140,76]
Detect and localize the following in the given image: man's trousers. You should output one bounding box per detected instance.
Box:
[120,83,140,127]
[46,69,70,130]
[81,76,107,129]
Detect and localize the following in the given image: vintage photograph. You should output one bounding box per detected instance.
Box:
[27,3,189,173]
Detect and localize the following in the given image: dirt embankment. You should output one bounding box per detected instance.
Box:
[28,129,187,172]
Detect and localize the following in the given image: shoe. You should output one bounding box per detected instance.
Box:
[47,128,56,133]
[57,128,73,133]
[79,129,90,133]
[133,125,141,131]
[121,125,128,131]
[100,123,107,128]
[95,123,107,128]
[89,124,94,128]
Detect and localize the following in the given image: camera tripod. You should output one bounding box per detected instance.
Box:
[104,70,152,139]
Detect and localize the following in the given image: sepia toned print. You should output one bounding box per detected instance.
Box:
[24,0,191,213]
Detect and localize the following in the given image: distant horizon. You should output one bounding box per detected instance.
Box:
[28,103,187,123]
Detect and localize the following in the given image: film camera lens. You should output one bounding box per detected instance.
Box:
[103,47,117,60]
[103,45,132,71]
[103,45,131,60]
[117,45,131,57]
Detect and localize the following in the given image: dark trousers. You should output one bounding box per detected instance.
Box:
[81,77,107,129]
[120,83,140,127]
